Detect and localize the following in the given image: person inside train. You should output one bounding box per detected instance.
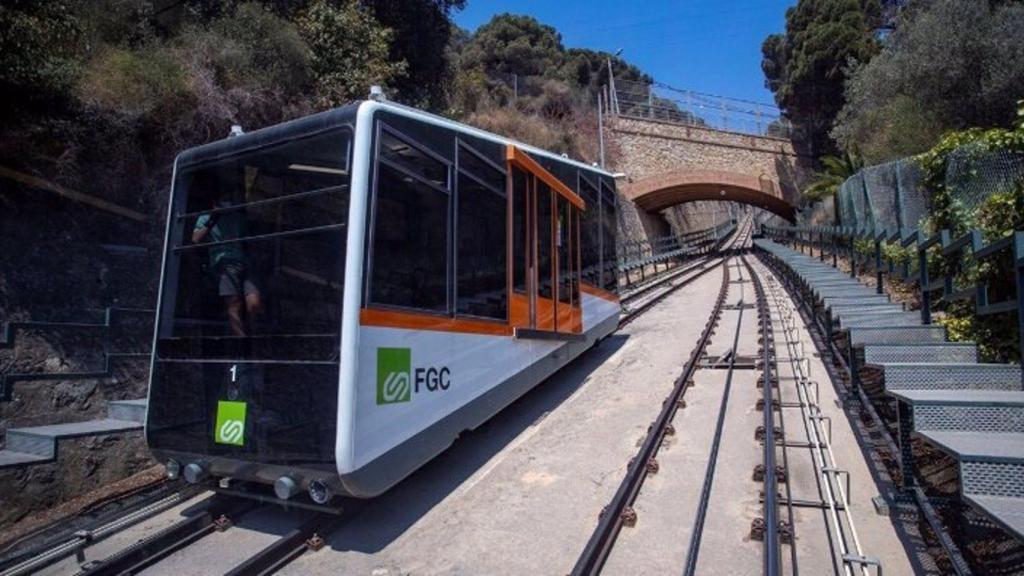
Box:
[191,187,262,337]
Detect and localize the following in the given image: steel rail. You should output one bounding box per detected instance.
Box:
[762,268,869,576]
[222,509,355,576]
[570,256,732,576]
[743,256,782,576]
[745,256,798,573]
[619,223,743,308]
[682,259,749,576]
[756,249,973,576]
[620,256,714,307]
[0,485,201,576]
[74,495,258,576]
[618,217,752,329]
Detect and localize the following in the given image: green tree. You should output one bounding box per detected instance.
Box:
[298,0,405,107]
[0,1,83,120]
[560,47,649,96]
[833,0,1024,163]
[802,149,864,202]
[761,0,881,157]
[460,14,566,78]
[363,0,465,108]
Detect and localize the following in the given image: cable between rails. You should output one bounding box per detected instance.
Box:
[570,256,733,576]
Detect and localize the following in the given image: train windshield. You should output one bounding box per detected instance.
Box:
[157,129,351,361]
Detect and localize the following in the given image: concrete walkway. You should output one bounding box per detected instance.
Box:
[278,268,727,576]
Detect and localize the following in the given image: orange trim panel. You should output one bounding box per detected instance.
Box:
[361,308,512,336]
[506,145,586,210]
[580,282,620,303]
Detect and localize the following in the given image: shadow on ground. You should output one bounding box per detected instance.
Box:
[324,333,630,554]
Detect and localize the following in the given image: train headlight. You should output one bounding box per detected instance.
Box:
[183,462,208,484]
[165,459,181,480]
[274,476,300,500]
[308,479,332,505]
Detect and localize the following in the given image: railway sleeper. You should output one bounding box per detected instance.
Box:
[645,458,660,475]
[748,518,794,543]
[620,506,638,527]
[755,398,781,411]
[755,425,785,442]
[752,464,788,483]
[662,396,689,409]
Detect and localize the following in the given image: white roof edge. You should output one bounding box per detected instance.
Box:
[362,100,616,178]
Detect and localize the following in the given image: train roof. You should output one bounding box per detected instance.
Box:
[173,100,615,179]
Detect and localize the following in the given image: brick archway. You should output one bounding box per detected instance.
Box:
[622,169,797,222]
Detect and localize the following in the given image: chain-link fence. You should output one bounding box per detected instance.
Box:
[612,78,792,139]
[834,147,1024,233]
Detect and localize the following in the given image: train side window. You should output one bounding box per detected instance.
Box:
[537,181,553,299]
[512,169,528,294]
[456,142,507,320]
[370,126,450,313]
[572,210,581,304]
[579,174,601,287]
[601,181,618,293]
[558,196,571,304]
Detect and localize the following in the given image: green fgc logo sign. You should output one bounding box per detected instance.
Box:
[376,347,451,405]
[215,400,247,446]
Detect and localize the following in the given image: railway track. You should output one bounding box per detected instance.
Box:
[618,216,753,327]
[3,220,756,576]
[572,252,880,576]
[569,255,782,573]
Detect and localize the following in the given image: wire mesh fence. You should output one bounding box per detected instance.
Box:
[612,78,792,139]
[945,145,1024,213]
[832,146,1024,234]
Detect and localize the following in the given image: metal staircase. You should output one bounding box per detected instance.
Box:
[756,237,1024,547]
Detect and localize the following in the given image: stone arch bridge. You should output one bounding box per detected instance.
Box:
[607,114,811,241]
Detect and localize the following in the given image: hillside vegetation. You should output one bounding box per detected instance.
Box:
[1,2,646,223]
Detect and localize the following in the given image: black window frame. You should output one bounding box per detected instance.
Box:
[454,138,508,322]
[365,120,454,316]
[157,125,354,355]
[600,178,619,293]
[578,171,602,289]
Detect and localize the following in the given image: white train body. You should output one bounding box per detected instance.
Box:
[147,100,621,501]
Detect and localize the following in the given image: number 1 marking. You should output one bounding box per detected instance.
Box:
[230,364,238,382]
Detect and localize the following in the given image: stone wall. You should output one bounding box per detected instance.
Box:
[665,201,742,237]
[607,116,814,244]
[608,116,811,204]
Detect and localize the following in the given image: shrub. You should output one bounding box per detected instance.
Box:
[78,45,191,118]
[298,0,405,108]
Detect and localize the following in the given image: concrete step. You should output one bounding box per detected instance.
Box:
[917,431,1024,505]
[964,495,1024,540]
[822,295,893,307]
[828,303,904,316]
[847,326,947,346]
[1,352,150,401]
[862,343,978,364]
[888,389,1024,433]
[838,313,921,329]
[814,287,879,299]
[0,450,50,467]
[808,280,866,289]
[879,363,1022,392]
[833,306,908,317]
[2,419,142,466]
[107,398,147,423]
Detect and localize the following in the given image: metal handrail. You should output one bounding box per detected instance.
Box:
[760,223,1024,368]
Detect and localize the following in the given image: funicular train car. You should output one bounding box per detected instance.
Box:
[146,98,620,504]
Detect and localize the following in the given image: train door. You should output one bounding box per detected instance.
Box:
[507,146,583,335]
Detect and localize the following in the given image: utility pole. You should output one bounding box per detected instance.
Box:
[598,90,606,168]
[607,48,623,116]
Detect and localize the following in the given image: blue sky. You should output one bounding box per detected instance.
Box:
[453,0,795,106]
